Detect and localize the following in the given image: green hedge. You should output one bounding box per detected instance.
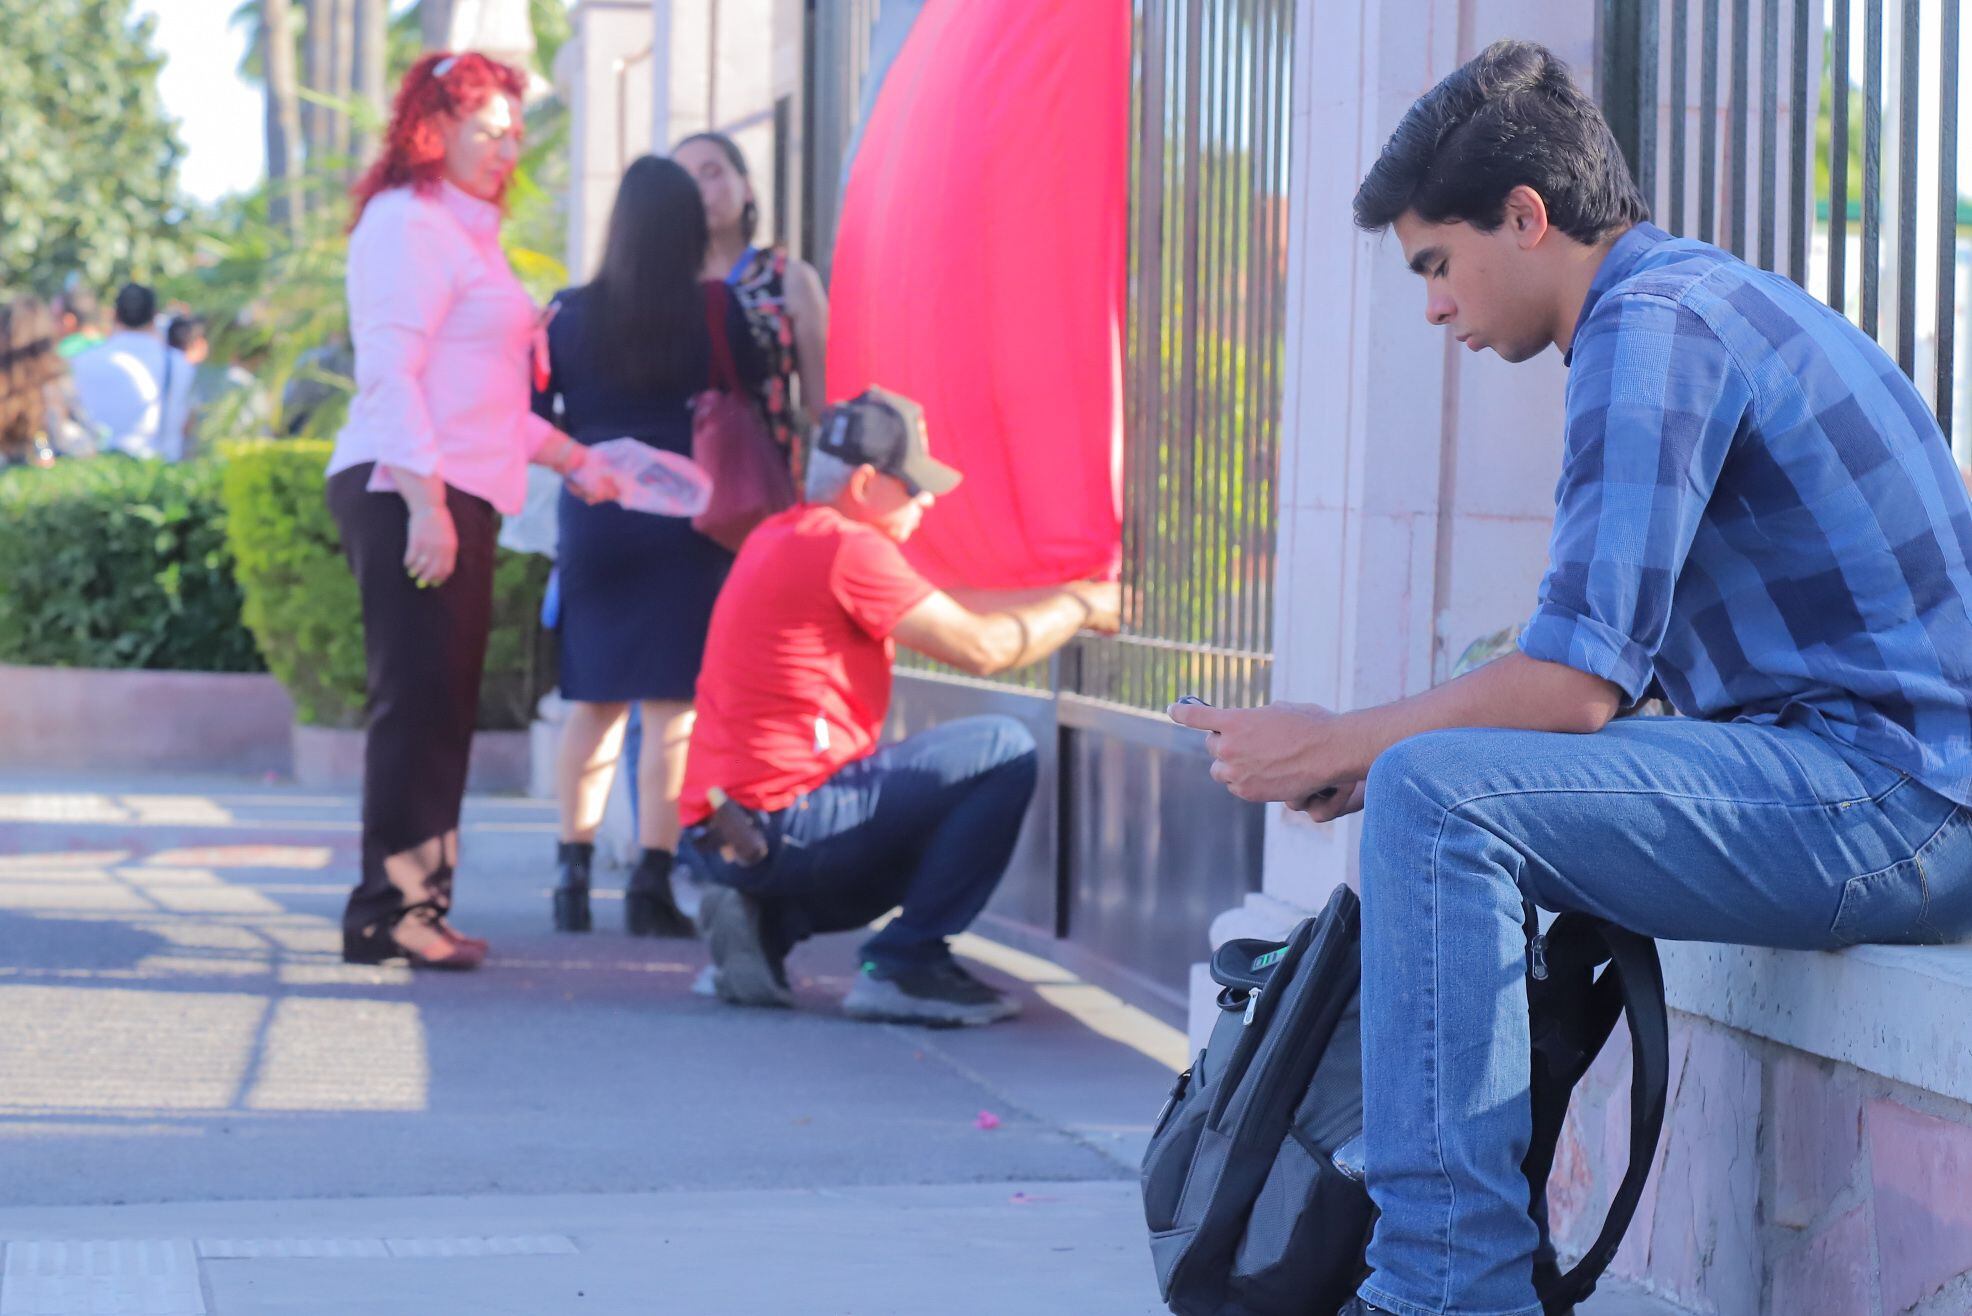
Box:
[221,440,553,729]
[0,459,262,673]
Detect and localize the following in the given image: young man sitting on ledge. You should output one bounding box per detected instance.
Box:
[679,388,1121,1027]
[1172,40,1972,1316]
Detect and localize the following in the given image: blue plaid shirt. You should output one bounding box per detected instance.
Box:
[1519,222,1972,807]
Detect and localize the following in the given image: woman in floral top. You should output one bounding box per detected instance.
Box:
[674,132,828,467]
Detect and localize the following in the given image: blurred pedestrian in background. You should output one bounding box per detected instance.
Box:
[69,283,194,461]
[0,296,70,468]
[535,154,768,938]
[675,132,828,466]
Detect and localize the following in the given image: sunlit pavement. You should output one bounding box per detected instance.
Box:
[0,775,1687,1316]
[0,773,1178,1315]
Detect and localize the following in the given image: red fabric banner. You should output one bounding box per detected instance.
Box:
[825,0,1128,590]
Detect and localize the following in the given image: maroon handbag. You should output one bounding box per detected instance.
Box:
[691,282,795,552]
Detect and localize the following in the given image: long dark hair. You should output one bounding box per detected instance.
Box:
[584,155,710,392]
[674,131,758,244]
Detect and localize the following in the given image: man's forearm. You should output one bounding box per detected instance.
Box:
[984,591,1094,672]
[951,586,1075,613]
[1330,651,1624,780]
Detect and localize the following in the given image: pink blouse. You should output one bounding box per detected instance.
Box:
[326,181,558,515]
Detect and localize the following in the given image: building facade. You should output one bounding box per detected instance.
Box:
[555,4,1972,1310]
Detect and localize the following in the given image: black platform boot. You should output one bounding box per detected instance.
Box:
[625,847,695,938]
[553,841,594,933]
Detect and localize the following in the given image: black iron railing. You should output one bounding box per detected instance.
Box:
[801,0,883,279]
[808,0,1294,712]
[1601,0,1965,442]
[1075,0,1294,713]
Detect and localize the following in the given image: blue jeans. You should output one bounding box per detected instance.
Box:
[682,715,1039,972]
[1356,716,1972,1316]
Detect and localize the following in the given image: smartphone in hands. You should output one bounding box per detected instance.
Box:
[1175,694,1337,807]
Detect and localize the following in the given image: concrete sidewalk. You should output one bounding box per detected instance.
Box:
[0,774,1684,1315]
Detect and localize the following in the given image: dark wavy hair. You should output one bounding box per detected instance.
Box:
[674,130,759,244]
[349,51,528,226]
[582,155,711,393]
[0,296,62,460]
[1353,40,1648,243]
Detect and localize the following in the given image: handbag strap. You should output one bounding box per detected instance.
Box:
[703,281,740,395]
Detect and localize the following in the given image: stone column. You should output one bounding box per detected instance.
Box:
[563,0,657,282]
[1193,0,1593,1039]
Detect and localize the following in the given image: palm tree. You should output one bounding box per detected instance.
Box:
[301,0,334,164]
[420,0,455,49]
[353,0,388,160]
[329,0,356,165]
[261,0,305,229]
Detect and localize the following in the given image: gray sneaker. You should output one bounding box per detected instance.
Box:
[698,885,793,1008]
[841,960,1022,1027]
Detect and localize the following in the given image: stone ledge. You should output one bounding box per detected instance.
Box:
[1660,940,1972,1107]
[1198,890,1972,1106]
[0,663,293,775]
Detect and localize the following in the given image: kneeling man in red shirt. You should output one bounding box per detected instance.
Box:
[679,389,1121,1026]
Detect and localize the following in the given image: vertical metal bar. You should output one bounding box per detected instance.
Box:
[1639,0,1661,206]
[1831,0,1851,310]
[1700,0,1721,242]
[1128,0,1161,707]
[1788,0,1810,285]
[1671,0,1690,233]
[1174,0,1205,706]
[1191,0,1222,706]
[1758,0,1779,269]
[1231,0,1261,706]
[1940,0,1962,438]
[1602,0,1644,181]
[1895,0,1919,377]
[1259,0,1283,703]
[1245,0,1267,705]
[1729,0,1750,256]
[1863,0,1883,337]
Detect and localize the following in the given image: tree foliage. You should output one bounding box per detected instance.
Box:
[0,0,196,295]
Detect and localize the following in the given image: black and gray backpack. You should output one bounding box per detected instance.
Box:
[1142,883,1668,1316]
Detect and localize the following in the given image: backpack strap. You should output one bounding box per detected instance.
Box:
[1524,913,1669,1315]
[703,281,740,394]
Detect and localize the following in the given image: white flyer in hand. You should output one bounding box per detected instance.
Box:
[589,439,714,517]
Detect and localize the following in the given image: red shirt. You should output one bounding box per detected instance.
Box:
[681,505,936,823]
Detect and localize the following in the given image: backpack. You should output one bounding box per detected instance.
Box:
[691,281,795,552]
[1141,883,1669,1316]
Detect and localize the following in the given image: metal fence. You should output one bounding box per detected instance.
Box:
[801,0,884,278]
[805,0,1293,713]
[1073,0,1295,713]
[1599,0,1965,442]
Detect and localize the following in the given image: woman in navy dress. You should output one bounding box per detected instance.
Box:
[535,155,766,936]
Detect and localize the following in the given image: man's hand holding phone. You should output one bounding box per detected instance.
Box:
[1168,695,1368,821]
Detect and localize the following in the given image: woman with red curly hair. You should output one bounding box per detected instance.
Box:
[326,51,618,971]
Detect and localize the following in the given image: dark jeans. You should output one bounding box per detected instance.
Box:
[327,464,497,938]
[683,715,1039,973]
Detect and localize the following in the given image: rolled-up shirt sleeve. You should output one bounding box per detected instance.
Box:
[345,203,457,479]
[1518,293,1752,703]
[521,410,564,462]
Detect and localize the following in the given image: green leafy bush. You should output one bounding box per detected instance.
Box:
[221,440,553,729]
[0,459,261,672]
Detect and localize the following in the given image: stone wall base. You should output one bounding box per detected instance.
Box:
[1551,1009,1972,1316]
[290,724,531,796]
[0,664,293,776]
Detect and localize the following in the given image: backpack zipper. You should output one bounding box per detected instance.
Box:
[1242,988,1261,1025]
[1530,931,1550,982]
